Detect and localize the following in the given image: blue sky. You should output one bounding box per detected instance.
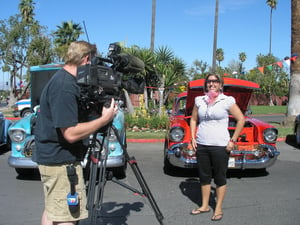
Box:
[1,0,291,73]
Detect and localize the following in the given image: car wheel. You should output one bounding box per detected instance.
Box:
[6,137,11,151]
[21,109,31,118]
[111,165,127,179]
[163,156,176,174]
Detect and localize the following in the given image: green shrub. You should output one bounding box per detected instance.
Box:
[125,113,168,130]
[149,115,168,129]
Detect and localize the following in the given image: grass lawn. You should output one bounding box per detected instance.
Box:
[126,130,165,139]
[250,105,287,114]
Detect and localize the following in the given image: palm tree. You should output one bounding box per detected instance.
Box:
[53,21,83,59]
[150,0,156,51]
[123,45,186,115]
[212,0,219,73]
[19,0,35,24]
[54,21,83,46]
[154,46,186,115]
[238,52,247,74]
[286,0,300,124]
[17,0,37,97]
[216,48,224,66]
[266,0,277,55]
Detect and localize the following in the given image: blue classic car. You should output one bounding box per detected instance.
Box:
[0,111,12,150]
[8,64,126,177]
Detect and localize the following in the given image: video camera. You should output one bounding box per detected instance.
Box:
[77,43,145,116]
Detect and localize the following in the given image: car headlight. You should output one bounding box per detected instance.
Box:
[9,129,26,143]
[169,127,184,142]
[108,130,117,142]
[263,128,278,143]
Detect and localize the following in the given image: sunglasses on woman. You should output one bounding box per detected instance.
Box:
[206,79,220,84]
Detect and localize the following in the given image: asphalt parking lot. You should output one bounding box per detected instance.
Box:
[1,141,300,225]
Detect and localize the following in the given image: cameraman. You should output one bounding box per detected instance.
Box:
[33,41,118,225]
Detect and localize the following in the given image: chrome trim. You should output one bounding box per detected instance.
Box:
[8,156,38,168]
[166,143,197,168]
[8,155,125,169]
[166,143,280,169]
[229,144,280,169]
[81,155,125,168]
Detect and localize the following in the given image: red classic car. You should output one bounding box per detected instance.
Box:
[164,77,280,172]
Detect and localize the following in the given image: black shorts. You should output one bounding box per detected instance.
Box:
[196,144,229,186]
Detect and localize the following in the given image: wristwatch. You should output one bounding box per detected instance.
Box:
[229,138,237,144]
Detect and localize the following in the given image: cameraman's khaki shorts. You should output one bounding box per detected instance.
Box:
[39,163,88,222]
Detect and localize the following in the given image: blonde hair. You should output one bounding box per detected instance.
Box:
[204,73,224,92]
[64,41,97,66]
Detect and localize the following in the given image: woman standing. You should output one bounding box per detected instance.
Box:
[190,74,245,221]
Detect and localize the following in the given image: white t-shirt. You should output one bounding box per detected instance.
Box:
[195,93,235,146]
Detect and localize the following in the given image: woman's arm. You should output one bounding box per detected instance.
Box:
[226,103,245,151]
[190,105,198,150]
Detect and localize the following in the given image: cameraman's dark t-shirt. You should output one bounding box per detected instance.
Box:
[33,69,87,165]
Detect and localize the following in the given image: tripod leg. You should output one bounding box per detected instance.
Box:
[94,156,108,210]
[86,127,112,225]
[127,156,164,225]
[110,125,164,224]
[86,153,99,224]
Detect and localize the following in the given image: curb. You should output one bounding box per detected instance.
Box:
[6,117,19,121]
[276,137,285,142]
[126,138,285,143]
[127,139,164,143]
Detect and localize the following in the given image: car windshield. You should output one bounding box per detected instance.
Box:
[175,96,186,115]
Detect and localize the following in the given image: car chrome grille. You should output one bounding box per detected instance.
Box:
[23,139,35,157]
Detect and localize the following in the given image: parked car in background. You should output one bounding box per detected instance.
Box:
[164,78,280,173]
[0,111,12,150]
[13,99,31,118]
[8,63,126,177]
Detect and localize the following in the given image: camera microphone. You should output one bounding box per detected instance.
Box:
[115,53,145,74]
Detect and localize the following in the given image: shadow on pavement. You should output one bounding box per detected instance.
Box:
[0,146,10,155]
[179,178,218,211]
[79,201,144,225]
[16,169,41,181]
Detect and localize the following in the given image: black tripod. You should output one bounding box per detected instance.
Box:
[85,121,164,225]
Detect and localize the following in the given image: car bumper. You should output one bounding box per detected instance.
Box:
[166,143,197,168]
[8,155,125,169]
[166,143,280,170]
[81,154,125,168]
[228,144,280,169]
[8,156,37,168]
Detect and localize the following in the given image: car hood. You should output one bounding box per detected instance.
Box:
[9,113,34,131]
[185,78,260,115]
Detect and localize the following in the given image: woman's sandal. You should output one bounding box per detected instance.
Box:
[190,208,211,215]
[211,213,223,221]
